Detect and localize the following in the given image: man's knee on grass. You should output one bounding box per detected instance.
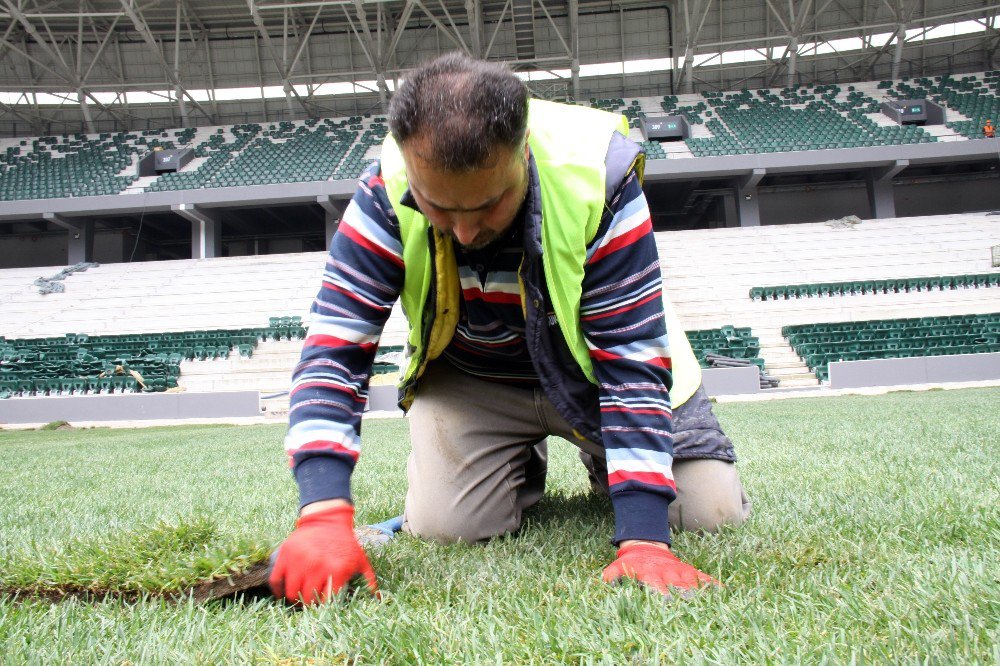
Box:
[404,505,522,544]
[668,461,750,534]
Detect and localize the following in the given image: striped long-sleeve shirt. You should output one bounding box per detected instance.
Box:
[286,155,677,543]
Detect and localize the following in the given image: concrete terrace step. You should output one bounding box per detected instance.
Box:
[180,376,291,392]
[770,372,820,386]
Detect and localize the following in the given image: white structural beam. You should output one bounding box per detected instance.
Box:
[44,212,94,264]
[317,195,346,247]
[568,0,580,101]
[172,204,222,259]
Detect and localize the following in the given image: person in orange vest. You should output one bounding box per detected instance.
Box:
[984,119,995,138]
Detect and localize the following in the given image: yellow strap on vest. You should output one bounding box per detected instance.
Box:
[528,99,626,384]
[380,137,461,393]
[662,293,699,407]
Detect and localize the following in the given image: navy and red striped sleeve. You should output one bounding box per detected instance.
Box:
[284,162,404,509]
[580,169,677,545]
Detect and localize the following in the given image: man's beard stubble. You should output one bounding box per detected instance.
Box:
[453,228,504,251]
[452,160,530,251]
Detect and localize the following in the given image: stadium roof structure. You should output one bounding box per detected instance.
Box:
[0,0,998,136]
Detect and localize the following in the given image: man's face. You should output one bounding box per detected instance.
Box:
[400,136,530,250]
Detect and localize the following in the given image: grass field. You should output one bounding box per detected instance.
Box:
[1,387,998,663]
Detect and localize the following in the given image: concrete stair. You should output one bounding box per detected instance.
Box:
[753,326,819,388]
[177,340,300,393]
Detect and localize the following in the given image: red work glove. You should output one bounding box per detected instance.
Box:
[269,504,378,605]
[602,542,720,597]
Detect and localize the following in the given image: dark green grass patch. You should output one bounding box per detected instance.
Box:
[0,388,998,663]
[37,420,72,431]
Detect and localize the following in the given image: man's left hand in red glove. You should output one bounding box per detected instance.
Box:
[602,539,721,597]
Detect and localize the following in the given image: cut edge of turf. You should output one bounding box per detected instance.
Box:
[0,523,401,605]
[0,562,273,605]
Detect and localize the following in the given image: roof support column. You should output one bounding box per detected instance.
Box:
[733,168,765,227]
[867,160,907,220]
[892,25,906,80]
[45,213,94,264]
[283,8,295,118]
[317,195,345,249]
[465,0,483,58]
[568,0,580,101]
[173,204,222,259]
[77,89,95,133]
[888,0,920,81]
[352,0,389,111]
[786,34,799,88]
[677,0,712,95]
[175,1,188,126]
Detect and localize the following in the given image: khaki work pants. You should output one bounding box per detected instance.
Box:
[403,360,751,543]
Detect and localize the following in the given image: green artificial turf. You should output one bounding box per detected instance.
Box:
[0,388,998,663]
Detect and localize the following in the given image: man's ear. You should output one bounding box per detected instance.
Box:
[523,129,531,160]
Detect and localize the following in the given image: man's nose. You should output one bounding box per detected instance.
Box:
[449,217,481,245]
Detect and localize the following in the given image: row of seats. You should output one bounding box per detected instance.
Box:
[0,351,178,399]
[281,325,762,379]
[363,329,766,377]
[749,272,1000,300]
[0,318,306,399]
[782,313,998,337]
[372,344,403,376]
[687,325,763,368]
[0,373,150,398]
[783,313,1000,381]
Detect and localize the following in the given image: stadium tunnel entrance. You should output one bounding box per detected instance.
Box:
[2,159,999,269]
[644,159,1000,231]
[0,202,328,268]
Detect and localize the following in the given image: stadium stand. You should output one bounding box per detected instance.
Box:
[1,211,995,413]
[656,212,999,388]
[0,128,195,200]
[0,318,305,399]
[2,73,994,201]
[783,313,1000,382]
[0,251,411,410]
[2,69,998,410]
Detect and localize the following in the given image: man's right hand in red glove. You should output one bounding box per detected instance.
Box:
[602,540,720,598]
[269,499,378,605]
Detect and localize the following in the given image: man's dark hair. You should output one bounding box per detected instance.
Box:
[388,53,529,171]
